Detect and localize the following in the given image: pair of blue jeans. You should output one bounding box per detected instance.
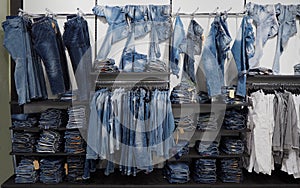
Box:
[221,137,245,155]
[63,15,92,101]
[2,16,47,105]
[36,130,62,153]
[64,130,86,154]
[15,159,38,184]
[13,132,37,153]
[193,159,217,184]
[201,13,232,97]
[38,108,68,129]
[31,16,70,95]
[219,158,243,183]
[39,158,65,184]
[164,162,190,184]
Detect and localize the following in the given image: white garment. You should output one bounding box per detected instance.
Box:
[248,90,275,175]
[281,95,300,178]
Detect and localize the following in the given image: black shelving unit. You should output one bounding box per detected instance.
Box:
[10,152,85,156]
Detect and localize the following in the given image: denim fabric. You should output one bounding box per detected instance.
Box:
[193,159,217,184]
[223,109,246,130]
[64,130,86,154]
[93,59,119,73]
[195,141,219,156]
[197,113,218,131]
[15,159,38,184]
[36,130,62,153]
[171,140,190,159]
[31,16,70,94]
[67,106,87,129]
[67,156,85,182]
[272,4,300,74]
[13,132,37,153]
[11,114,38,128]
[184,19,203,83]
[2,16,47,104]
[40,158,65,184]
[63,15,92,100]
[248,67,273,75]
[93,6,129,60]
[201,14,231,97]
[145,60,167,72]
[82,158,96,180]
[246,3,279,69]
[221,137,245,155]
[231,16,255,97]
[219,158,243,183]
[171,75,197,104]
[164,162,190,184]
[38,108,68,129]
[170,16,186,77]
[197,91,210,104]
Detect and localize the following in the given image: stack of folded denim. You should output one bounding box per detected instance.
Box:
[145,60,167,72]
[12,132,37,153]
[248,67,273,75]
[93,58,119,73]
[220,137,245,155]
[39,109,68,129]
[11,114,39,128]
[219,158,243,183]
[164,162,190,184]
[64,130,86,154]
[39,158,65,184]
[174,115,195,134]
[36,130,62,153]
[171,140,190,159]
[195,141,219,157]
[193,159,217,184]
[15,158,38,184]
[223,109,246,130]
[66,156,85,182]
[67,105,87,129]
[197,91,210,104]
[171,76,197,104]
[196,113,218,131]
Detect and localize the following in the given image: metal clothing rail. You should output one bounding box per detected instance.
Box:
[173,12,246,18]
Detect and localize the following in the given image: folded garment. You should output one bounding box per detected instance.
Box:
[195,141,219,156]
[220,137,245,155]
[193,159,216,184]
[94,59,119,73]
[248,67,273,75]
[164,162,190,184]
[219,158,243,183]
[15,158,38,184]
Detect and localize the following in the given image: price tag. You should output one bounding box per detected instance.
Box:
[33,160,39,170]
[229,89,235,99]
[179,127,185,134]
[65,163,68,175]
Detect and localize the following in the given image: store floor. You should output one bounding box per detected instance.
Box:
[2,169,300,188]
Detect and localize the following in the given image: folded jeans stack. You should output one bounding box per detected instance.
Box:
[170,140,190,160]
[67,156,85,182]
[93,59,119,73]
[171,75,197,104]
[219,158,243,183]
[193,159,217,184]
[64,130,86,154]
[197,92,210,104]
[195,141,219,157]
[174,115,195,139]
[39,158,65,184]
[36,130,62,153]
[164,162,190,184]
[220,137,245,155]
[39,109,68,129]
[248,67,273,75]
[145,60,167,72]
[13,132,37,153]
[223,109,246,130]
[67,106,87,129]
[197,113,218,131]
[11,114,38,128]
[15,158,38,184]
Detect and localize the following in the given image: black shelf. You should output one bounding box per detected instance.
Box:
[9,127,75,132]
[247,75,300,84]
[197,128,251,134]
[93,72,170,81]
[10,152,85,156]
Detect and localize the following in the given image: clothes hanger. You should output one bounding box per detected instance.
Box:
[77,8,86,18]
[45,8,57,18]
[191,7,199,20]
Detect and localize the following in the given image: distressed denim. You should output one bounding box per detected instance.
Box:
[272,4,300,74]
[246,2,279,69]
[201,14,231,97]
[170,16,186,77]
[231,16,255,97]
[63,15,92,100]
[184,19,203,83]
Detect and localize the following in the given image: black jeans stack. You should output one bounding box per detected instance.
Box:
[219,158,243,183]
[36,130,63,153]
[66,156,85,182]
[223,109,246,130]
[193,159,217,184]
[164,162,190,184]
[64,130,86,154]
[39,158,65,184]
[220,137,245,155]
[12,132,37,153]
[15,158,38,184]
[195,140,219,157]
[38,108,68,129]
[197,113,218,131]
[67,105,87,129]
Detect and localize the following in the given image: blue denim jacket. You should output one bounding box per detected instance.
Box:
[231,16,255,97]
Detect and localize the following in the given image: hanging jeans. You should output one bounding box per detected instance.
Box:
[231,16,255,97]
[63,15,92,100]
[184,19,203,83]
[246,2,279,69]
[272,4,300,74]
[31,16,70,95]
[201,14,231,97]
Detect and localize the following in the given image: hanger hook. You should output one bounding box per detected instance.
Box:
[175,7,181,16]
[192,7,199,16]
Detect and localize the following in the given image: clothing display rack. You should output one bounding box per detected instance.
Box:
[2,0,300,187]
